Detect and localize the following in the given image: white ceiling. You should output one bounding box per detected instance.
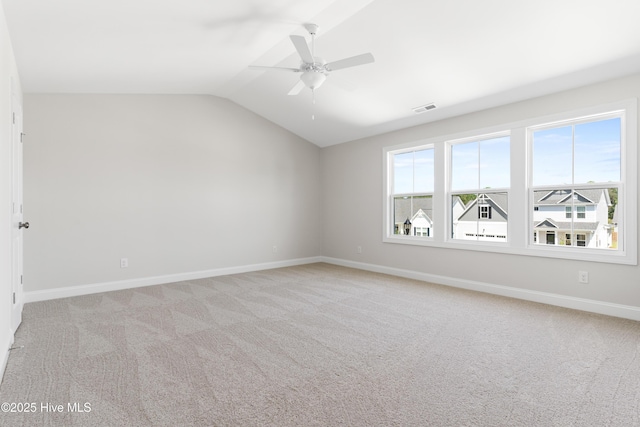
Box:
[4,0,640,147]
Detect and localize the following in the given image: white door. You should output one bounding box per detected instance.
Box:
[11,84,24,332]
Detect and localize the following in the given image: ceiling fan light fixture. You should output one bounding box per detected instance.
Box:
[300,71,326,90]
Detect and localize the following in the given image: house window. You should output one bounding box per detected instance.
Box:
[479,205,492,219]
[389,146,434,238]
[414,227,430,237]
[531,113,622,251]
[450,134,510,242]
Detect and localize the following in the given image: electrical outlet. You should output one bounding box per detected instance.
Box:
[578,271,588,284]
[357,246,362,254]
[272,245,278,253]
[120,258,128,268]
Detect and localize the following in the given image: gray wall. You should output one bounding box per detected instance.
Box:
[20,74,640,311]
[322,73,640,307]
[24,94,322,291]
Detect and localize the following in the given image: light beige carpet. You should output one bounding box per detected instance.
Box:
[1,263,639,426]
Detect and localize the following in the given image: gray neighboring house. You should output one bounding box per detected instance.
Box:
[453,193,508,241]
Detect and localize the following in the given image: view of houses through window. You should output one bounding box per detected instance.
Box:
[452,192,508,241]
[450,135,510,242]
[391,147,434,237]
[385,101,635,263]
[530,116,621,250]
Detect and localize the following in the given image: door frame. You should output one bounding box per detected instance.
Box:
[10,80,24,333]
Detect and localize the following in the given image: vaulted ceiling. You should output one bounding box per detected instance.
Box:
[4,0,640,147]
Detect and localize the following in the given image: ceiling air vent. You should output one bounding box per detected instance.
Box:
[412,103,437,114]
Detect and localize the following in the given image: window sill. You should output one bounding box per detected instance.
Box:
[383,235,636,265]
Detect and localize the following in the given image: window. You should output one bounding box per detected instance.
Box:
[388,146,434,238]
[531,114,621,251]
[414,227,430,237]
[479,205,492,219]
[383,99,636,265]
[450,134,510,242]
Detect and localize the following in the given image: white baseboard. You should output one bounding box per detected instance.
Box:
[321,257,640,322]
[24,257,322,304]
[1,329,14,385]
[22,255,640,322]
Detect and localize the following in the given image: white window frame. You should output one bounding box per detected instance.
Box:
[382,98,637,265]
[447,131,511,245]
[385,143,435,240]
[526,105,632,262]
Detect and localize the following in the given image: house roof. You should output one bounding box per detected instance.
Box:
[457,193,508,221]
[534,189,611,206]
[533,219,599,231]
[394,197,432,224]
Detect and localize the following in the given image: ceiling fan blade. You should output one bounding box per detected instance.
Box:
[287,79,306,96]
[290,35,314,64]
[249,65,301,72]
[325,53,375,72]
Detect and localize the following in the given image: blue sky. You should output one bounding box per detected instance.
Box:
[533,117,621,186]
[394,148,434,194]
[393,117,620,194]
[451,136,510,191]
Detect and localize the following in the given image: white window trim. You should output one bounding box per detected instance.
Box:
[384,143,435,239]
[383,98,637,265]
[447,131,511,244]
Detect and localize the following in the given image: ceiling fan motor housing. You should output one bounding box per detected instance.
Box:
[300,56,327,89]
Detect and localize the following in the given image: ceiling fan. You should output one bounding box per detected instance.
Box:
[250,23,375,96]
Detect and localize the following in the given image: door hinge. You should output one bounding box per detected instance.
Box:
[13,292,16,304]
[21,275,23,284]
[12,112,15,124]
[21,132,25,143]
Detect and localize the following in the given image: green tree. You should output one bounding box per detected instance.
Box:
[458,194,477,206]
[608,188,618,222]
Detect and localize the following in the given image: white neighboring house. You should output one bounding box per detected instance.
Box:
[453,193,508,242]
[451,196,465,238]
[532,189,613,248]
[394,196,433,236]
